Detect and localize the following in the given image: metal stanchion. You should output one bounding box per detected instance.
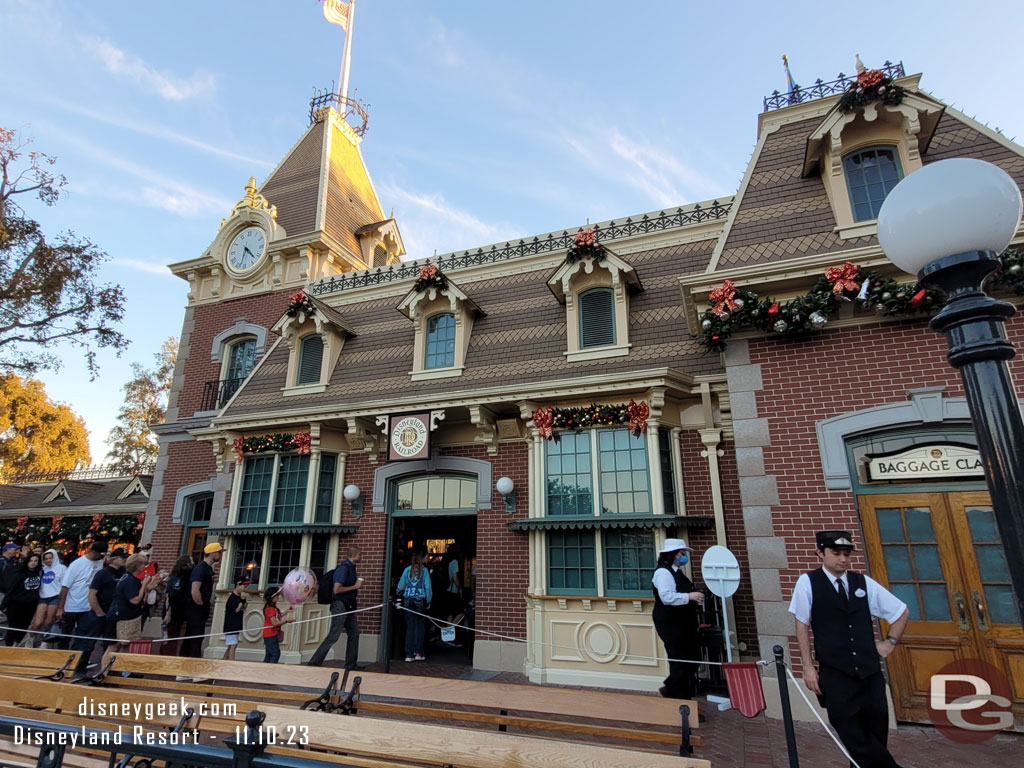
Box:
[773,645,799,768]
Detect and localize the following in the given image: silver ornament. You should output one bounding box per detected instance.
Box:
[882,292,892,301]
[734,298,745,309]
[1009,264,1022,274]
[702,319,712,330]
[875,304,886,314]
[809,311,827,329]
[773,320,789,333]
[719,311,730,321]
[878,86,887,94]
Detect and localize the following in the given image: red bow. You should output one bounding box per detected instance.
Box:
[825,262,860,294]
[293,432,312,455]
[768,302,779,316]
[533,407,554,440]
[857,69,885,89]
[13,516,28,534]
[288,289,306,305]
[136,513,146,532]
[627,400,650,437]
[574,228,596,247]
[709,280,738,316]
[51,515,65,534]
[419,265,438,281]
[233,437,246,463]
[89,514,105,533]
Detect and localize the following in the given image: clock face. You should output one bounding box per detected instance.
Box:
[227,227,267,272]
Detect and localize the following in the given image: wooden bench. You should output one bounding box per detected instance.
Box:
[0,671,711,768]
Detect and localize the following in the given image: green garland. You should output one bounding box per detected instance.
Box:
[551,403,631,430]
[838,70,906,113]
[698,248,1023,353]
[234,432,309,460]
[0,513,139,547]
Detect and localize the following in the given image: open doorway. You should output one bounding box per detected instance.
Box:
[387,514,477,665]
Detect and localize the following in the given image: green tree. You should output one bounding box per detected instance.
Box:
[106,337,177,470]
[0,373,90,479]
[0,127,128,377]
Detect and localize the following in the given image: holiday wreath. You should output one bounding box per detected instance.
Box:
[837,67,906,113]
[414,264,449,292]
[698,248,1024,353]
[565,227,605,264]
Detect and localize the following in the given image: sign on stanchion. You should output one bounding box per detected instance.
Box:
[700,545,741,711]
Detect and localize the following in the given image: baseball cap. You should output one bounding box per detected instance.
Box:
[108,548,129,559]
[204,542,224,554]
[90,541,109,554]
[2,542,19,552]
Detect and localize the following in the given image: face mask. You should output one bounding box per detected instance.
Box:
[676,554,689,566]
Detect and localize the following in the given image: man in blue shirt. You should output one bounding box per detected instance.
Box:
[307,546,364,669]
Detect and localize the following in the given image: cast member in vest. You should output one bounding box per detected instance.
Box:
[788,530,910,768]
[651,538,704,700]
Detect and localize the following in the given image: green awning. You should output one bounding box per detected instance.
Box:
[206,523,359,536]
[507,514,715,532]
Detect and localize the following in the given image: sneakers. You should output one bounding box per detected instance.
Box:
[414,654,426,661]
[405,656,414,662]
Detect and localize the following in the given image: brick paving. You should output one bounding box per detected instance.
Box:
[334,657,1022,767]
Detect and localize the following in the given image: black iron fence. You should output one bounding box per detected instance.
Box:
[307,200,732,298]
[0,711,364,768]
[763,60,905,111]
[4,463,156,484]
[201,377,246,412]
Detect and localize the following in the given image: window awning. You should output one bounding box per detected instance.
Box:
[206,523,359,536]
[507,514,715,532]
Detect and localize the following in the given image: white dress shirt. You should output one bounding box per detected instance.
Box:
[652,566,692,605]
[788,568,907,626]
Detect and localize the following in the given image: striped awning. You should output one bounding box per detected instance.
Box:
[507,515,715,532]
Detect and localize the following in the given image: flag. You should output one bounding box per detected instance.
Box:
[322,0,351,30]
[782,54,800,101]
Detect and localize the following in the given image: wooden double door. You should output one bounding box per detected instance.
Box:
[860,491,1023,724]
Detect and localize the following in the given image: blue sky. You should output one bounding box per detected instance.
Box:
[2,0,1022,460]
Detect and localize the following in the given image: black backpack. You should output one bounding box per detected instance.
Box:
[317,566,337,605]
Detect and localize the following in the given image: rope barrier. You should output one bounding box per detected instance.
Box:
[783,664,862,768]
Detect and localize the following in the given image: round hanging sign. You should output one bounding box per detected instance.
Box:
[390,415,428,459]
[700,545,741,599]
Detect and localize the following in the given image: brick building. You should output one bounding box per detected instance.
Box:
[146,60,1023,722]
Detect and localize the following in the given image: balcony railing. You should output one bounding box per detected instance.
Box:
[763,60,906,111]
[201,377,246,412]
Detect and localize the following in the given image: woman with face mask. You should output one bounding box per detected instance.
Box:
[651,538,704,700]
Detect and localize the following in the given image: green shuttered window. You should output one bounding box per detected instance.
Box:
[578,288,615,349]
[297,334,323,385]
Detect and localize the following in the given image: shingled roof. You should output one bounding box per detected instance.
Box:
[259,111,386,261]
[0,475,152,513]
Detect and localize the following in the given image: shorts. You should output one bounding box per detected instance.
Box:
[224,633,239,646]
[39,595,60,606]
[115,616,143,643]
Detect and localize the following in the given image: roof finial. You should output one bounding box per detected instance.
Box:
[855,54,866,74]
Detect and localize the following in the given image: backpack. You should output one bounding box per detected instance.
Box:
[317,566,337,605]
[166,570,188,602]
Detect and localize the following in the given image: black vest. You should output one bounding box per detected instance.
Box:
[652,566,698,641]
[808,569,878,679]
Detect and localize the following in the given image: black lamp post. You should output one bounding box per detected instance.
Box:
[878,158,1024,630]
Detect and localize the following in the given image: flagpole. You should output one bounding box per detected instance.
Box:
[338,0,356,102]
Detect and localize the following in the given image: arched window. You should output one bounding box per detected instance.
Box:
[226,337,257,381]
[425,313,456,369]
[843,146,903,222]
[578,288,615,349]
[297,334,324,385]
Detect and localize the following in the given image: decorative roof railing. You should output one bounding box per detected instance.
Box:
[3,463,156,484]
[310,85,369,136]
[307,198,732,297]
[763,60,906,111]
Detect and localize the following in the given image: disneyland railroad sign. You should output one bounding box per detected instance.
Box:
[866,444,984,481]
[388,413,431,461]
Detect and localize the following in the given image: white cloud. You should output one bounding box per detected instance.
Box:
[110,258,174,277]
[80,35,217,102]
[380,183,521,260]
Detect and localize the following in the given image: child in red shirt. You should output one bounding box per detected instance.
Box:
[262,586,294,664]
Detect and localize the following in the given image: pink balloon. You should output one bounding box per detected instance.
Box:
[281,568,318,604]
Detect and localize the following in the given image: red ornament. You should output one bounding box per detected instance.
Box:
[627,399,650,437]
[293,431,312,455]
[708,280,738,316]
[533,406,554,440]
[857,69,885,89]
[50,515,65,534]
[825,262,861,294]
[768,302,780,316]
[910,289,927,309]
[711,335,720,342]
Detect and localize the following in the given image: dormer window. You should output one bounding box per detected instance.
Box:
[398,267,484,381]
[578,288,615,349]
[842,146,903,221]
[297,334,324,385]
[425,312,456,369]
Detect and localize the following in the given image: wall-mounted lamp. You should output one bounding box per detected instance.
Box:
[496,476,516,515]
[343,484,363,517]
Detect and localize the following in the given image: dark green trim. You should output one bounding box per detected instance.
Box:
[391,508,477,518]
[508,514,714,532]
[207,523,358,535]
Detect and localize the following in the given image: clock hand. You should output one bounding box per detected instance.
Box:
[243,246,256,266]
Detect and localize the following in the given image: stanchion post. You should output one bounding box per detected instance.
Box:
[773,645,799,768]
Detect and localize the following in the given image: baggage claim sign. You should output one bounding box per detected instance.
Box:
[866,444,984,482]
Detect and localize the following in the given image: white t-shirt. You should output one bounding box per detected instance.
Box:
[788,568,908,626]
[40,557,67,599]
[62,555,103,612]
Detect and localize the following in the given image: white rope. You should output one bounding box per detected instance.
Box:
[783,664,862,768]
[5,602,386,646]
